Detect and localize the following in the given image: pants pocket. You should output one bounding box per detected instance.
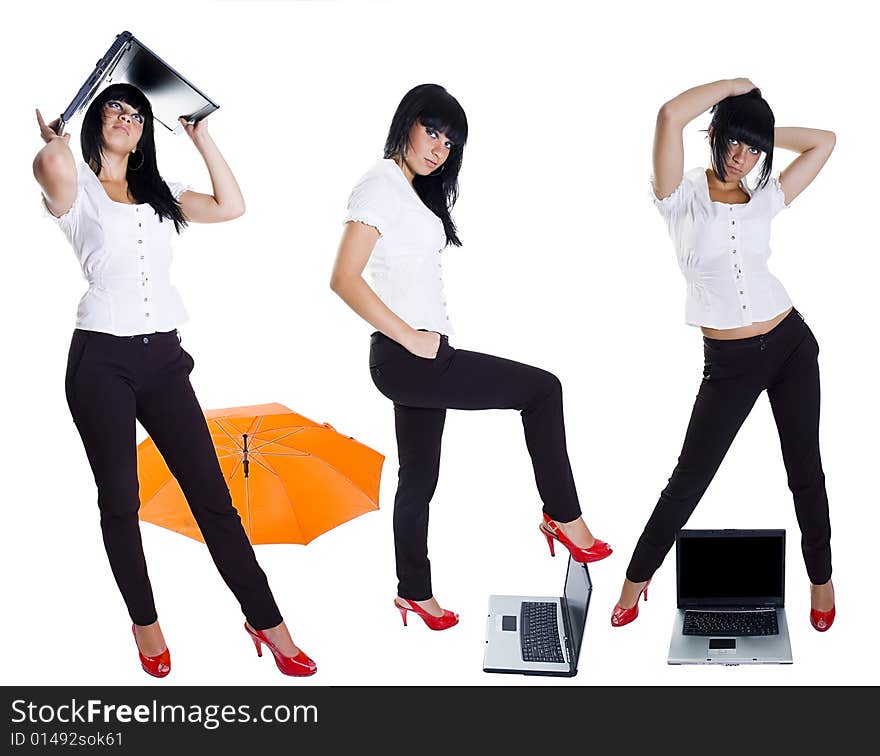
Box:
[181,347,195,374]
[65,330,92,386]
[803,323,820,356]
[429,333,448,361]
[702,360,712,381]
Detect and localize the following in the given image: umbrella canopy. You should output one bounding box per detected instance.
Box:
[137,403,383,545]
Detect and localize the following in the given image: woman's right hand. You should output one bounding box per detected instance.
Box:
[404,329,441,359]
[729,78,757,97]
[36,109,70,145]
[34,108,77,217]
[653,78,757,200]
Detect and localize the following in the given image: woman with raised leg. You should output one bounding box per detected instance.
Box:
[331,84,611,630]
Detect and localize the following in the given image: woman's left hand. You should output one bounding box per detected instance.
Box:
[173,115,245,222]
[178,116,210,144]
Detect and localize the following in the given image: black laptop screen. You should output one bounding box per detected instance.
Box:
[563,559,592,662]
[677,531,785,607]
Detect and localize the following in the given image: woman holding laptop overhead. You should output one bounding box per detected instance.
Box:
[611,79,836,632]
[34,83,316,678]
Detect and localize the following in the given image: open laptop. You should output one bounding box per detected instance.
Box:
[56,31,219,136]
[483,556,590,677]
[668,529,792,665]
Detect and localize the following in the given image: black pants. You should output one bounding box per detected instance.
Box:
[65,329,283,629]
[369,332,583,601]
[626,309,832,585]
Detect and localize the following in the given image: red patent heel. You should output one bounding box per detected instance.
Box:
[394,598,459,631]
[810,606,835,632]
[540,513,612,563]
[610,579,651,628]
[244,623,317,677]
[131,624,170,678]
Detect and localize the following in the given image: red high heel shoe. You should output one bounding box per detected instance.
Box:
[540,514,612,563]
[394,598,459,631]
[610,580,651,627]
[131,624,170,678]
[244,624,317,677]
[810,605,835,632]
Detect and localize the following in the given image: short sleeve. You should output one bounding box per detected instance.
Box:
[651,175,693,221]
[41,190,78,231]
[166,180,191,201]
[343,172,399,235]
[765,176,790,218]
[41,163,87,235]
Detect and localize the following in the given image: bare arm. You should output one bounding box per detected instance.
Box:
[330,221,440,359]
[33,109,77,217]
[774,127,835,204]
[174,117,245,223]
[653,78,755,199]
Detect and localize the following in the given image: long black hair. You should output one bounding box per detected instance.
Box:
[81,83,187,233]
[383,84,468,247]
[709,88,775,190]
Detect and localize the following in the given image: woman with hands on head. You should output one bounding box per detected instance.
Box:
[611,78,837,632]
[330,83,611,632]
[34,83,316,678]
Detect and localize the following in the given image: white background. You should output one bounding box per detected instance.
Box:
[2,0,877,687]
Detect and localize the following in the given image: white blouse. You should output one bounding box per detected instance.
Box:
[44,162,191,337]
[344,159,453,335]
[653,167,792,329]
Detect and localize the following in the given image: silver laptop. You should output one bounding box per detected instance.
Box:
[668,529,792,665]
[483,556,590,677]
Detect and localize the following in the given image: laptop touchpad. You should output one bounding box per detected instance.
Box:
[709,638,736,652]
[501,615,517,632]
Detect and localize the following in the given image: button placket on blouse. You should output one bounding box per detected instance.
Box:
[728,205,750,321]
[134,206,151,322]
[437,250,449,312]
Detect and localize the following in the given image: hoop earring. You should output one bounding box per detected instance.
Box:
[128,148,144,172]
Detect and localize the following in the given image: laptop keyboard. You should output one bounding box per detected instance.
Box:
[520,601,565,663]
[683,609,779,636]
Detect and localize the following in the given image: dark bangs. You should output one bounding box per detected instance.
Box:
[110,82,150,115]
[709,88,775,189]
[419,108,468,150]
[383,84,469,247]
[81,83,187,233]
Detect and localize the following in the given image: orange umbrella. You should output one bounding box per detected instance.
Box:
[137,403,383,544]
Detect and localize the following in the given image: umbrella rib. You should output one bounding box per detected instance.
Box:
[262,447,381,508]
[215,444,243,456]
[213,421,245,451]
[292,453,379,506]
[228,457,243,481]
[246,416,263,438]
[250,429,306,452]
[252,439,377,543]
[275,453,379,545]
[259,425,347,445]
[213,419,238,439]
[246,455,278,477]
[254,451,309,457]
